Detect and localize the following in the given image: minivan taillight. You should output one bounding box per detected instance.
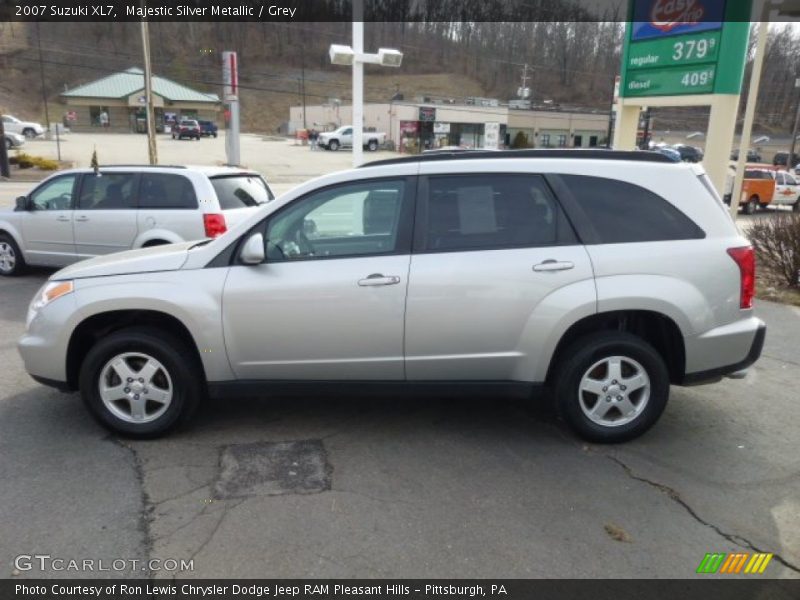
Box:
[203,213,227,238]
[727,246,755,309]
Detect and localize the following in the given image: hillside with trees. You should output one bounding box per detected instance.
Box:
[1,20,799,134]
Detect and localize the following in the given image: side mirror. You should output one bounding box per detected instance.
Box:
[240,232,266,265]
[14,196,28,211]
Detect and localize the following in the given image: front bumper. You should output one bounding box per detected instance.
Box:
[17,294,76,391]
[681,321,766,386]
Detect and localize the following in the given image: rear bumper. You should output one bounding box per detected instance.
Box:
[681,321,766,386]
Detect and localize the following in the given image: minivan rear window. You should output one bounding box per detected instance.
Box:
[211,175,274,209]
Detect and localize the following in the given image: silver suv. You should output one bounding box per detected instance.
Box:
[0,165,274,275]
[17,150,766,442]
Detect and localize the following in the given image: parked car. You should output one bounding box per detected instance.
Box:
[318,126,386,151]
[0,165,273,275]
[171,119,201,140]
[1,114,45,139]
[654,147,681,162]
[771,169,800,211]
[672,144,704,163]
[722,167,776,214]
[15,150,765,443]
[730,148,762,163]
[772,151,800,167]
[198,120,218,138]
[4,131,26,150]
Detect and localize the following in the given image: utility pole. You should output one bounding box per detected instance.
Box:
[0,117,9,178]
[301,44,307,130]
[140,15,158,165]
[35,24,50,133]
[352,0,364,167]
[788,78,800,171]
[35,22,60,160]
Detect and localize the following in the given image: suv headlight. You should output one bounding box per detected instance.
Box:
[27,280,74,325]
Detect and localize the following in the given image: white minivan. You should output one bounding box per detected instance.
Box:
[0,165,274,275]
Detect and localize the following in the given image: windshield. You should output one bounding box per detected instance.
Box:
[210,174,275,209]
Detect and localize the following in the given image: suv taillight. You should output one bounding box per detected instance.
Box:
[727,246,755,309]
[203,213,227,238]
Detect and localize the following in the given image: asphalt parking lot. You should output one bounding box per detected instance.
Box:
[0,267,799,579]
[6,132,400,196]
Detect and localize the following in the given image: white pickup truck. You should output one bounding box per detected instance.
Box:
[317,126,386,152]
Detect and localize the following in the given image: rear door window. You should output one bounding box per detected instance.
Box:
[210,175,274,209]
[78,173,138,210]
[139,173,198,209]
[559,175,704,244]
[419,174,575,252]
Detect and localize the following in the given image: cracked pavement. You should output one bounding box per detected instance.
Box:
[1,270,798,579]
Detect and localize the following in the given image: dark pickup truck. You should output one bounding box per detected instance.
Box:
[199,120,218,138]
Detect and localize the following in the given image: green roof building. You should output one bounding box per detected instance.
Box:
[60,67,221,133]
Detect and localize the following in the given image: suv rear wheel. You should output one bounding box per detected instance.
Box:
[79,327,202,438]
[553,332,669,443]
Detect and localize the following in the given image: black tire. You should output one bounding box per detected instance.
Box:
[793,200,800,213]
[142,239,169,248]
[329,139,340,151]
[22,128,36,139]
[552,332,670,443]
[4,137,11,150]
[79,327,203,438]
[367,139,378,152]
[172,133,176,139]
[0,233,26,276]
[213,133,218,138]
[743,196,758,215]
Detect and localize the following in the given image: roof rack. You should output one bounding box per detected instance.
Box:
[97,164,188,169]
[360,149,674,168]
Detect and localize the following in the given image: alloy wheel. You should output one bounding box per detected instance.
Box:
[98,352,173,424]
[0,242,16,274]
[578,355,651,428]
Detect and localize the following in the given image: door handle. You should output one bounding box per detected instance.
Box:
[56,216,70,222]
[358,273,401,287]
[533,260,575,272]
[75,216,89,222]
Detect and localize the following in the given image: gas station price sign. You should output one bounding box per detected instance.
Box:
[620,0,750,98]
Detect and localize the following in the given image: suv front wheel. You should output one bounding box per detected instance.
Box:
[79,327,203,438]
[553,332,669,443]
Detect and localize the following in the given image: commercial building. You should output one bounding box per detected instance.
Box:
[290,101,610,151]
[60,67,220,133]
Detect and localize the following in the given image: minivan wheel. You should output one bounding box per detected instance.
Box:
[0,234,25,276]
[79,327,203,438]
[553,332,669,443]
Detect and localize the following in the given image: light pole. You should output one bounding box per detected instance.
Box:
[329,3,403,167]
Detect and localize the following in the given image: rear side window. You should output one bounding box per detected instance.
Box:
[139,173,198,209]
[560,175,704,244]
[78,173,138,210]
[422,174,575,252]
[211,175,274,209]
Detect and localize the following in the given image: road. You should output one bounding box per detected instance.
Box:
[0,268,798,579]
